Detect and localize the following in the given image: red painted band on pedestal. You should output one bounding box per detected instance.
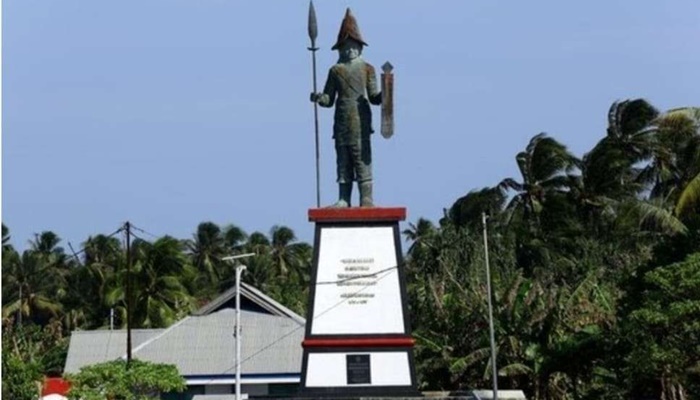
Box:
[308,207,407,222]
[302,337,415,348]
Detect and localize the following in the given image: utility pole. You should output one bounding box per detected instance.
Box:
[482,212,498,400]
[222,253,255,400]
[18,285,22,326]
[235,264,246,400]
[125,221,133,367]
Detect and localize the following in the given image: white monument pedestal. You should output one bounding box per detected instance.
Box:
[300,207,419,397]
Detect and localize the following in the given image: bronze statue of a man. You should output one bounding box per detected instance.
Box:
[311,9,382,208]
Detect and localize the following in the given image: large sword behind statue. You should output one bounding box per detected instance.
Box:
[308,1,321,207]
[381,62,394,138]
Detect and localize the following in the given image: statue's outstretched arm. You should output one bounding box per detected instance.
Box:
[313,69,337,108]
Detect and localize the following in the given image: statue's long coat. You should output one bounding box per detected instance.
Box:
[318,59,382,146]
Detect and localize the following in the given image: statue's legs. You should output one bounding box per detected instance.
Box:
[333,145,353,208]
[334,140,373,207]
[359,180,373,207]
[356,139,373,207]
[332,182,352,207]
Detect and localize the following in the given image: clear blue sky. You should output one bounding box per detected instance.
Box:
[3,1,699,250]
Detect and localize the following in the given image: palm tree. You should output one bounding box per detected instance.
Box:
[499,133,579,231]
[2,251,65,326]
[64,235,124,329]
[497,134,580,276]
[107,236,195,328]
[222,223,247,253]
[2,224,13,253]
[2,225,20,307]
[403,218,437,254]
[186,222,228,289]
[642,107,700,200]
[572,101,693,238]
[644,107,700,223]
[269,225,310,279]
[447,187,506,229]
[234,232,273,289]
[582,99,659,202]
[675,173,700,221]
[2,231,73,326]
[606,99,659,160]
[611,105,698,236]
[403,218,441,277]
[268,225,312,314]
[83,234,123,266]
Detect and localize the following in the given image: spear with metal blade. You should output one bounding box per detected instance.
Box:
[308,1,321,207]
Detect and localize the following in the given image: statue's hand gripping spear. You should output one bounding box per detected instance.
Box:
[308,1,321,208]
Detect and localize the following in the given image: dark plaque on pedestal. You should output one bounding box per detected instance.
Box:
[346,354,371,384]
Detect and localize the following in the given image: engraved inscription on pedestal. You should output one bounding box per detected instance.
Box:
[346,354,371,384]
[311,226,405,335]
[339,257,377,306]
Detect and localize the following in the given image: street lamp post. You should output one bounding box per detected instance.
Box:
[482,212,498,400]
[222,253,255,400]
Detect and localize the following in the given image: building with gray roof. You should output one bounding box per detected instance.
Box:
[64,282,305,399]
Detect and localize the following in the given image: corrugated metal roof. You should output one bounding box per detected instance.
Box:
[65,309,304,376]
[134,309,304,375]
[64,329,163,373]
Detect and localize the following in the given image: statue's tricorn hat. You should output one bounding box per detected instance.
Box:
[331,8,368,50]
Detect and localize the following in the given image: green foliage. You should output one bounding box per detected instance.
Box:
[449,187,506,229]
[407,98,699,399]
[66,359,186,400]
[622,253,700,398]
[676,172,700,220]
[2,351,42,400]
[2,234,69,325]
[1,322,68,400]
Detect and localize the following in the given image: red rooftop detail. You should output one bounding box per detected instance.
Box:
[42,377,71,397]
[308,207,406,222]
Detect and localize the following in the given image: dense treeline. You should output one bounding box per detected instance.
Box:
[2,222,313,400]
[406,100,700,399]
[2,222,312,328]
[2,99,699,399]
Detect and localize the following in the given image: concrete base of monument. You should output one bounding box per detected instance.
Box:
[301,348,419,397]
[301,207,419,397]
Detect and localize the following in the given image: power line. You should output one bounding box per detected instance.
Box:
[128,230,149,243]
[65,226,125,265]
[130,224,159,239]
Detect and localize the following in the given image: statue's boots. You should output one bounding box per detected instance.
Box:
[360,181,374,207]
[331,183,352,208]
